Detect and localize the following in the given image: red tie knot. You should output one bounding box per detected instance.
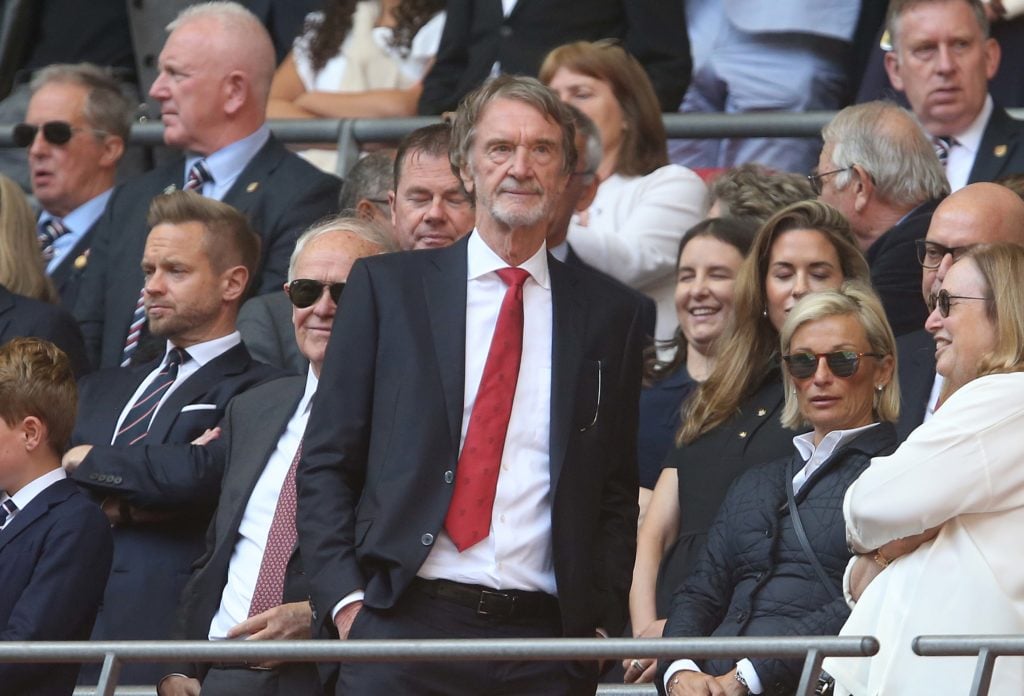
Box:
[496,267,529,289]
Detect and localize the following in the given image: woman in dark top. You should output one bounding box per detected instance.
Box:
[659,282,898,696]
[636,218,757,519]
[626,201,871,683]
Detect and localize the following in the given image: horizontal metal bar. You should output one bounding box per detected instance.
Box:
[0,636,878,664]
[914,635,1024,656]
[1,110,1020,149]
[72,685,659,696]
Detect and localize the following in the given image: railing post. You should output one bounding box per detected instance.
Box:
[795,647,824,696]
[969,647,996,696]
[335,118,358,177]
[95,651,122,696]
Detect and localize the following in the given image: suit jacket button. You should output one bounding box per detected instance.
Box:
[421,533,434,546]
[443,470,454,484]
[757,408,767,417]
[89,473,98,481]
[114,476,123,484]
[738,431,748,438]
[499,25,513,38]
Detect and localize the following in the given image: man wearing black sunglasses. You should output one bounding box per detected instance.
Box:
[73,2,341,370]
[895,182,1024,441]
[22,64,132,312]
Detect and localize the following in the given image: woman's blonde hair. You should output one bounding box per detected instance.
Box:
[679,200,870,444]
[779,281,900,429]
[539,40,667,177]
[962,243,1024,378]
[0,175,57,303]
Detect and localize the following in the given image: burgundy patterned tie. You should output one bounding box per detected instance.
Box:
[444,267,529,552]
[249,442,303,617]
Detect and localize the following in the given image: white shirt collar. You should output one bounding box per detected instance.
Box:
[164,331,241,368]
[950,94,993,155]
[2,467,66,511]
[185,125,271,193]
[793,422,879,463]
[466,229,550,289]
[300,367,319,416]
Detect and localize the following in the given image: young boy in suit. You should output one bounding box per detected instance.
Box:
[0,337,113,695]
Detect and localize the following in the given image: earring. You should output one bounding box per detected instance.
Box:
[875,384,884,392]
[762,309,768,318]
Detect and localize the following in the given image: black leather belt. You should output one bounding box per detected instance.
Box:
[411,578,560,622]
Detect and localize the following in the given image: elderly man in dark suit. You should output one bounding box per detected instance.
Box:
[298,75,645,695]
[815,101,950,336]
[64,191,282,686]
[20,63,132,312]
[884,0,1024,191]
[74,1,341,369]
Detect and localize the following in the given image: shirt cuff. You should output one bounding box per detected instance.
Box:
[842,555,859,608]
[331,589,365,625]
[737,658,764,694]
[663,659,701,691]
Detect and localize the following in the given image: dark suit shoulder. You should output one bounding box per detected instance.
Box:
[227,373,305,408]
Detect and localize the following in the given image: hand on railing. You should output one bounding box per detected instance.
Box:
[156,674,200,696]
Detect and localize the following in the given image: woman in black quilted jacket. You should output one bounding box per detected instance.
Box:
[659,282,899,696]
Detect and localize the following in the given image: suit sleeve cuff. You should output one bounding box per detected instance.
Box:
[331,589,365,624]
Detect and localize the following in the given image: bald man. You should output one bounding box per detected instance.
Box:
[896,182,1024,440]
[74,1,341,369]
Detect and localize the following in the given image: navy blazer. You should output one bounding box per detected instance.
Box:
[895,328,936,443]
[0,284,89,377]
[968,106,1024,185]
[48,219,96,314]
[0,478,112,696]
[72,135,342,368]
[70,342,282,686]
[297,235,645,644]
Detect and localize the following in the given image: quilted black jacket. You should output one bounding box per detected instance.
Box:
[659,422,898,696]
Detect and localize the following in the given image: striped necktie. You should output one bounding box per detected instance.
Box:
[113,348,189,446]
[0,498,18,528]
[38,218,68,261]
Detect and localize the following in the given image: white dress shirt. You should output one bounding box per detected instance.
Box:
[111,333,242,443]
[184,126,270,200]
[0,468,67,530]
[945,94,993,192]
[209,369,318,639]
[664,423,879,695]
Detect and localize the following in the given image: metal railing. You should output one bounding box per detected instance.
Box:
[0,635,879,696]
[913,635,1024,696]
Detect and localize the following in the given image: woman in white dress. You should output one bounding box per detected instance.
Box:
[826,243,1024,695]
[540,41,708,343]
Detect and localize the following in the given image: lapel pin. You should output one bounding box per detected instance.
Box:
[73,253,89,270]
[163,183,178,194]
[995,144,1008,158]
[246,181,259,193]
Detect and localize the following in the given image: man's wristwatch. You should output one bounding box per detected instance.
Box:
[735,669,752,694]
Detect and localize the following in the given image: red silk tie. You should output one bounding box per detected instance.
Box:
[249,442,303,617]
[445,267,530,552]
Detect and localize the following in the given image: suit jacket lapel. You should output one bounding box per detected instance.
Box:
[0,287,14,342]
[222,137,283,211]
[548,257,586,491]
[50,225,95,287]
[423,240,468,455]
[146,344,248,442]
[0,479,74,552]
[970,107,1020,184]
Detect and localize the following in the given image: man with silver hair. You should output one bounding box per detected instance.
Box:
[297,75,645,695]
[74,1,341,369]
[816,101,950,336]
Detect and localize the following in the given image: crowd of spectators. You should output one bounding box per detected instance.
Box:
[2,1,1024,695]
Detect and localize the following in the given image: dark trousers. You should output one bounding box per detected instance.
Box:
[200,661,324,695]
[336,583,599,696]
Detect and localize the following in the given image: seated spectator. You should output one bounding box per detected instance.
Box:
[816,101,950,336]
[627,201,871,683]
[541,40,708,342]
[658,282,898,696]
[0,338,112,695]
[73,1,341,370]
[268,0,445,170]
[706,163,815,224]
[338,149,396,235]
[0,174,90,377]
[388,122,475,250]
[637,218,756,519]
[828,243,1024,694]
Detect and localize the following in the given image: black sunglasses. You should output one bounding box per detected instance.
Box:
[927,288,989,317]
[286,279,345,308]
[12,120,108,148]
[782,350,884,380]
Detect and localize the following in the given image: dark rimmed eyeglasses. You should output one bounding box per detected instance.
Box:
[782,350,884,380]
[927,288,989,317]
[806,167,852,195]
[12,121,109,148]
[286,279,345,308]
[914,239,974,269]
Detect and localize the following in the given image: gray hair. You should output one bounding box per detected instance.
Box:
[886,0,989,52]
[31,63,134,140]
[449,75,577,190]
[339,152,394,211]
[780,281,900,428]
[288,215,396,280]
[824,101,950,207]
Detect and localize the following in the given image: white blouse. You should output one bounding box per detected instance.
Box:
[825,371,1024,695]
[566,164,707,342]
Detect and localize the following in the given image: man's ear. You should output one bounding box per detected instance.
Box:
[221,265,249,303]
[21,416,45,453]
[852,165,875,214]
[222,70,248,116]
[99,135,125,168]
[883,50,905,92]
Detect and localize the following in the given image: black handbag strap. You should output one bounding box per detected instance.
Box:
[786,457,842,598]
